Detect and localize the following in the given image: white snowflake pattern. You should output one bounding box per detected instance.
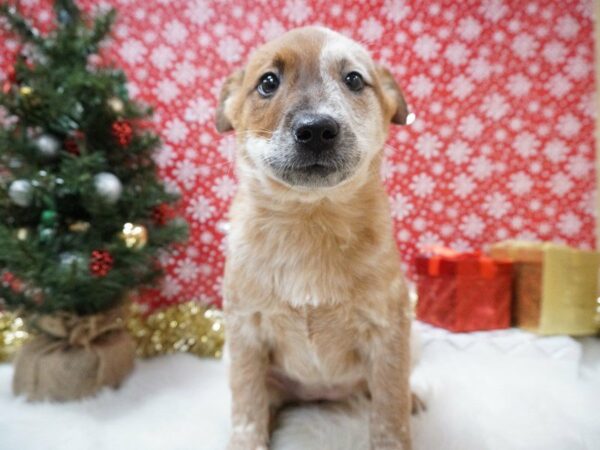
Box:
[212,176,237,200]
[546,74,573,97]
[414,35,440,60]
[512,33,539,60]
[383,0,410,23]
[549,173,574,196]
[460,213,485,238]
[458,114,484,139]
[187,0,215,25]
[506,73,532,96]
[415,132,442,159]
[447,140,473,164]
[558,212,582,236]
[467,56,492,80]
[408,74,434,98]
[154,145,176,169]
[508,172,533,195]
[557,113,582,138]
[417,232,442,248]
[555,15,580,39]
[578,92,596,118]
[567,155,592,177]
[410,173,436,197]
[150,44,176,70]
[448,75,474,99]
[119,39,147,64]
[390,193,414,220]
[187,195,215,223]
[480,93,509,120]
[175,257,200,282]
[458,17,482,40]
[184,97,213,124]
[164,119,189,143]
[283,0,313,24]
[470,156,495,180]
[155,79,180,103]
[162,275,182,299]
[451,173,476,198]
[218,37,243,63]
[173,61,199,85]
[444,42,470,66]
[542,40,567,64]
[359,18,384,41]
[512,132,540,157]
[483,192,511,218]
[262,19,286,40]
[163,20,188,45]
[565,56,591,80]
[173,159,199,189]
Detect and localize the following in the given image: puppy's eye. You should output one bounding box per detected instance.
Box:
[257,72,280,97]
[344,72,365,92]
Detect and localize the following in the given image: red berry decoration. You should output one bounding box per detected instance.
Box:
[64,130,85,155]
[1,271,23,293]
[111,120,133,147]
[152,203,171,226]
[89,250,114,277]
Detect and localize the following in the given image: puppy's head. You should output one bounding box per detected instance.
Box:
[216,27,411,191]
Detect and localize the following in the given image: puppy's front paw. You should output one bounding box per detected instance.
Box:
[226,431,268,450]
[411,392,426,415]
[370,427,411,450]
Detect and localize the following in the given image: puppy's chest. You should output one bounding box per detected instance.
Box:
[263,304,367,383]
[229,219,365,307]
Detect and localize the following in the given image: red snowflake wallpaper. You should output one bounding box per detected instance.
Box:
[1,0,597,311]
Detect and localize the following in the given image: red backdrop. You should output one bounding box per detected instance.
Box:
[1,0,597,311]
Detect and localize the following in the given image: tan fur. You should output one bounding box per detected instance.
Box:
[217,27,412,450]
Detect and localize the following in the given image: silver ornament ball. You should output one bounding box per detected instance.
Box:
[35,134,60,158]
[8,179,33,207]
[94,172,122,204]
[59,252,86,271]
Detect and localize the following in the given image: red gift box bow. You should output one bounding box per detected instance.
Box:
[419,246,510,279]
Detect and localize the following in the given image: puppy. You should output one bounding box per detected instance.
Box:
[216,26,413,450]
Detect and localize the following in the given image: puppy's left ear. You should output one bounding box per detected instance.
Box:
[376,65,411,125]
[215,69,244,133]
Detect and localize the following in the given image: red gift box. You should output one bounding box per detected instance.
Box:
[415,247,512,332]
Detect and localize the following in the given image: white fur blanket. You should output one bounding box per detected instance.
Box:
[1,326,599,450]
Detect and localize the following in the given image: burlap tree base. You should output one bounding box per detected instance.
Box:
[12,307,135,402]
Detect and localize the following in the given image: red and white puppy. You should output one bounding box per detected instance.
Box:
[216,26,414,450]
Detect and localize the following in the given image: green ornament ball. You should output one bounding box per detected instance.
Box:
[41,210,58,226]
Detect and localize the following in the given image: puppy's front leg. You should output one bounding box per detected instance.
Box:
[227,314,270,450]
[368,305,412,450]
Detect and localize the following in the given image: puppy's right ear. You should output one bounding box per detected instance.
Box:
[215,69,244,133]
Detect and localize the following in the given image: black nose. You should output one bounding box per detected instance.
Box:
[292,113,340,152]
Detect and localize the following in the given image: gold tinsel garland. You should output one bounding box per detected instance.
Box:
[0,312,29,362]
[0,301,225,362]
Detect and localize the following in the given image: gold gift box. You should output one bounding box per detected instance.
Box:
[489,241,600,336]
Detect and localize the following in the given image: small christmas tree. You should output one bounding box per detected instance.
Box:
[0,1,186,315]
[0,1,186,401]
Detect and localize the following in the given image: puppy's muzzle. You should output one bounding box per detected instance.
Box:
[292,113,340,154]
